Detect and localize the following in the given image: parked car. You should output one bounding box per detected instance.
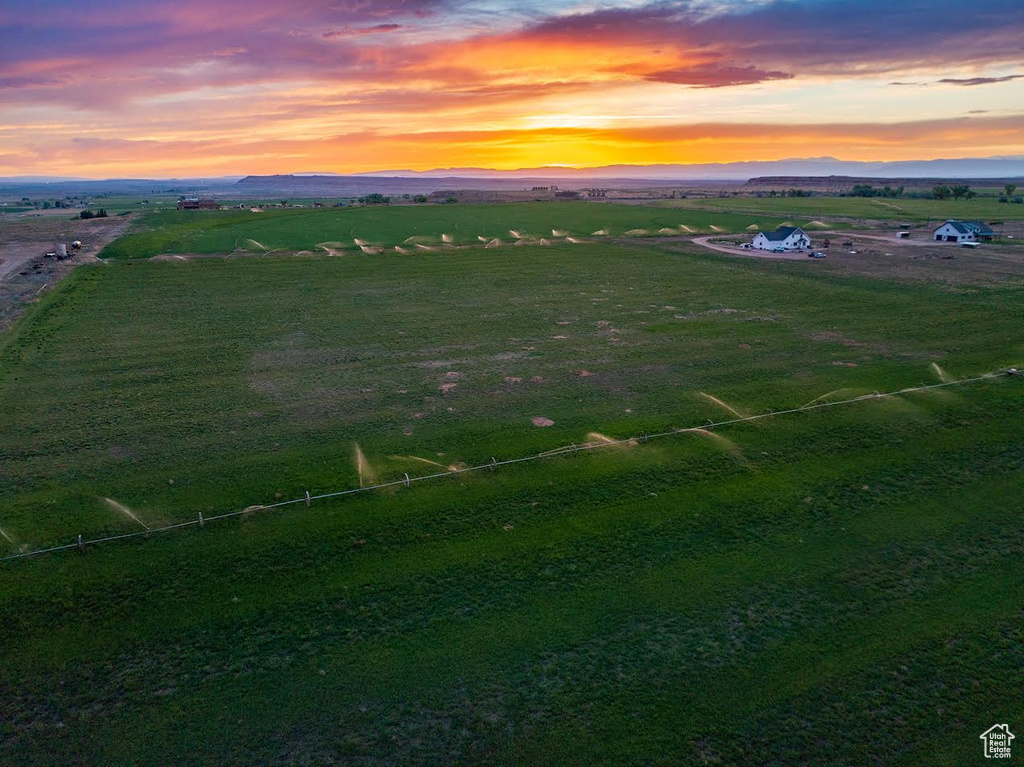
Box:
[808,251,826,259]
[771,247,786,253]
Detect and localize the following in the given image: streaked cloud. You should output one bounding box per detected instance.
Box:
[938,74,1024,86]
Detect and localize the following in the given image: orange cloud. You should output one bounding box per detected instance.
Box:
[5,116,1024,177]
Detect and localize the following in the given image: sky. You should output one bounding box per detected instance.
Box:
[2,0,1024,177]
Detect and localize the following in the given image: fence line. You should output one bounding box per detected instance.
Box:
[1,369,1017,564]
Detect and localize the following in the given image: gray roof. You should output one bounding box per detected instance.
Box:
[761,226,806,242]
[939,220,994,235]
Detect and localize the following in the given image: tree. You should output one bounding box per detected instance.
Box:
[949,184,971,200]
[359,193,390,205]
[932,184,951,200]
[441,196,459,204]
[1005,183,1018,198]
[850,184,877,197]
[413,195,428,203]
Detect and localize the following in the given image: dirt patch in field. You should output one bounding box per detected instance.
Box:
[0,214,131,331]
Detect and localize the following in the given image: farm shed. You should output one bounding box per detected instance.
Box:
[177,197,220,211]
[932,220,994,243]
[752,226,810,251]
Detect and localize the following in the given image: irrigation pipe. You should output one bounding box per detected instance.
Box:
[1,369,1018,564]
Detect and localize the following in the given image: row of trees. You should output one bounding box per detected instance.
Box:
[849,184,905,198]
[755,189,812,198]
[79,209,109,219]
[843,182,1020,201]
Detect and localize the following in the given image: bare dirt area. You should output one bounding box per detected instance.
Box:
[684,232,1024,286]
[0,214,132,331]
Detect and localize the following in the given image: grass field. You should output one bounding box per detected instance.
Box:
[99,201,817,259]
[2,230,1024,763]
[659,195,1024,223]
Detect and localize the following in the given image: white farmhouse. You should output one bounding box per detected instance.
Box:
[932,220,994,243]
[752,226,810,251]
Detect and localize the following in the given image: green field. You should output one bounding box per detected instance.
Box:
[660,194,1024,223]
[2,226,1024,763]
[100,201,816,259]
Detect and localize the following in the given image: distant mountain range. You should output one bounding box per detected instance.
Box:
[346,157,1024,180]
[3,157,1023,195]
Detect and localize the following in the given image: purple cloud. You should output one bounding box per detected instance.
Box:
[938,74,1024,86]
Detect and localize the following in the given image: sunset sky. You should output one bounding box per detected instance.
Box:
[2,0,1024,177]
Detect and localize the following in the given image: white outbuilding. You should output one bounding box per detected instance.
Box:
[752,226,810,251]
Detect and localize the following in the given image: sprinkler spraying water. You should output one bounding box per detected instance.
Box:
[353,444,376,488]
[931,363,953,383]
[680,428,743,457]
[584,432,635,448]
[102,497,149,530]
[697,392,748,419]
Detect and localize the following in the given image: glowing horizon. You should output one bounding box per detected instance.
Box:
[2,0,1024,177]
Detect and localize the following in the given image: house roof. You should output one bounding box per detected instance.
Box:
[938,219,994,235]
[760,226,805,241]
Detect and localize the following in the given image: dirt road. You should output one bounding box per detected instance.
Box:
[690,236,812,260]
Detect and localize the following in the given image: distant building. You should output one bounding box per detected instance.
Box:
[554,190,580,198]
[177,197,220,210]
[932,220,994,243]
[531,186,557,192]
[752,226,809,251]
